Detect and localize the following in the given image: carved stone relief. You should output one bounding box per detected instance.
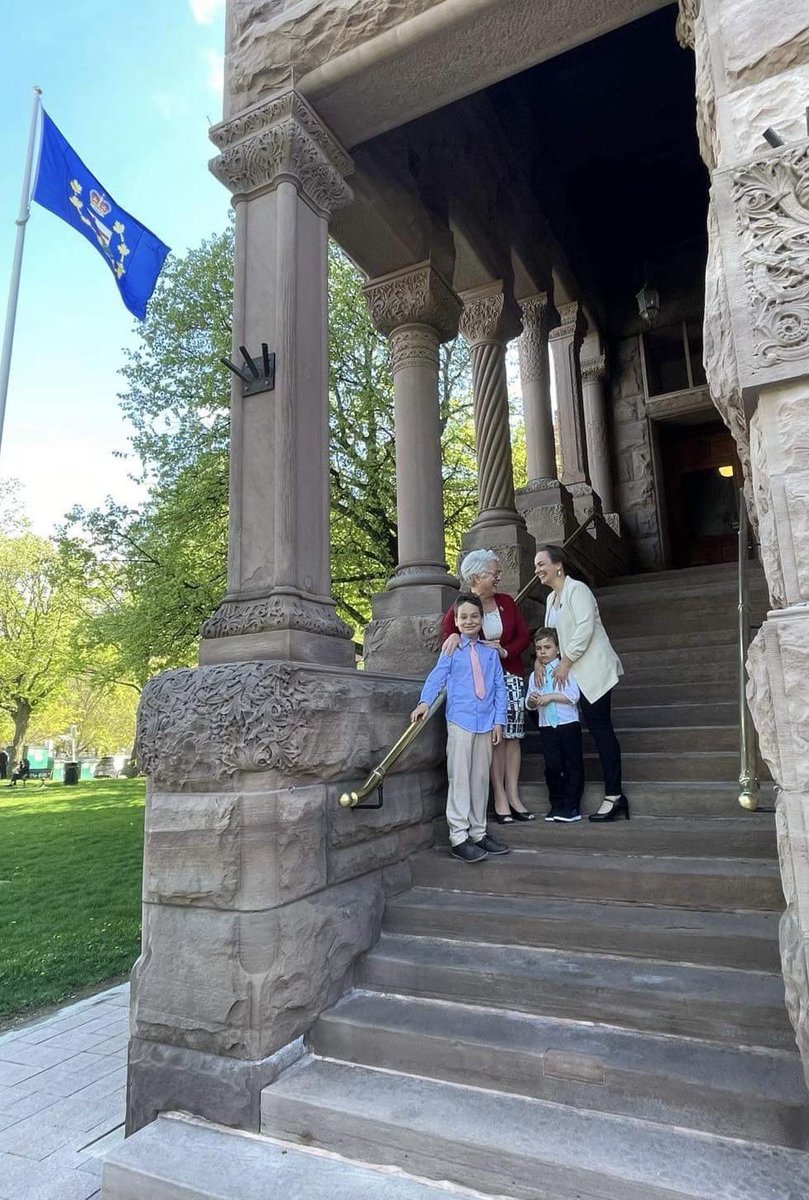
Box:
[460,292,506,346]
[518,294,551,385]
[389,326,440,374]
[200,594,352,642]
[364,262,460,341]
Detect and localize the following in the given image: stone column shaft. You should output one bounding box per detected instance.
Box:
[201,90,354,666]
[518,294,557,482]
[581,353,615,513]
[550,301,590,489]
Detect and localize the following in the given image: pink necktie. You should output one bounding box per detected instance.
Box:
[469,640,486,700]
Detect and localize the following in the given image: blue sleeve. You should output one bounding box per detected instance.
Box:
[494,664,508,726]
[419,652,453,705]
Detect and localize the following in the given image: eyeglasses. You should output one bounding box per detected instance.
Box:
[482,570,502,579]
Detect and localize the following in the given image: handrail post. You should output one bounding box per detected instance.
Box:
[737,488,760,810]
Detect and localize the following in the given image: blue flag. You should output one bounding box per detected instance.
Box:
[33,111,170,320]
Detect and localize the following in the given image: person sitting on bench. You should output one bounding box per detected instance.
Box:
[8,757,31,786]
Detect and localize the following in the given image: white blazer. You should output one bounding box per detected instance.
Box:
[545,576,623,703]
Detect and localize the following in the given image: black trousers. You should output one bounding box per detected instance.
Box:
[540,722,585,813]
[579,687,622,796]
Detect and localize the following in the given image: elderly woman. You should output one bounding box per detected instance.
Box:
[441,549,533,822]
[534,544,628,821]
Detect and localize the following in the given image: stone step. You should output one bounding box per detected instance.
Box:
[357,934,793,1047]
[518,780,776,817]
[609,681,738,706]
[101,1110,487,1200]
[523,726,738,755]
[260,1058,809,1200]
[312,992,809,1149]
[411,846,783,911]
[599,561,764,593]
[519,749,742,782]
[436,815,777,860]
[616,638,737,663]
[615,659,738,683]
[607,701,738,727]
[384,886,781,968]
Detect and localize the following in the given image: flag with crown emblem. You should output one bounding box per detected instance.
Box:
[33,111,170,320]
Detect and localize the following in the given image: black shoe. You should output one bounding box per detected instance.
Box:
[553,808,582,823]
[508,804,536,822]
[491,808,514,824]
[473,834,510,855]
[451,839,488,862]
[544,807,560,823]
[588,794,630,823]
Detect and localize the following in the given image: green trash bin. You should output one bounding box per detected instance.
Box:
[64,762,79,786]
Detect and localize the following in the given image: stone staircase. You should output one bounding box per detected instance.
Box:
[107,564,809,1199]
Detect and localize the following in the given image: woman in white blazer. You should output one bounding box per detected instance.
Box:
[534,545,628,822]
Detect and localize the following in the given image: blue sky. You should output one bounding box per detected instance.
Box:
[0,0,229,533]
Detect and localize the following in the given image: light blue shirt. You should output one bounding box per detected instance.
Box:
[420,635,508,733]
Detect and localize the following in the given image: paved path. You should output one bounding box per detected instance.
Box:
[0,984,128,1199]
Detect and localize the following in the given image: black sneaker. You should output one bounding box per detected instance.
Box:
[554,809,583,823]
[451,839,488,863]
[473,834,510,855]
[544,807,559,823]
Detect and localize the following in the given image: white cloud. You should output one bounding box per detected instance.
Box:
[205,48,225,95]
[190,0,225,24]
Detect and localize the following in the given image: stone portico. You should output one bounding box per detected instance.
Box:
[108,0,809,1194]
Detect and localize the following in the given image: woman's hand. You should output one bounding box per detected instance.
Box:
[410,702,429,723]
[553,659,571,685]
[440,633,461,656]
[483,639,507,659]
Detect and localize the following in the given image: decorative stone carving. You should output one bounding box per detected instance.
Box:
[469,339,517,515]
[580,354,606,386]
[460,292,506,346]
[549,301,586,347]
[363,614,442,660]
[364,262,460,341]
[389,325,440,375]
[518,294,551,385]
[209,90,353,216]
[730,144,809,369]
[200,594,352,642]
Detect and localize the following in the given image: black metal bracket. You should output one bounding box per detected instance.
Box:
[221,344,276,396]
[352,783,384,810]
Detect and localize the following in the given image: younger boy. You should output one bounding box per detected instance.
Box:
[525,627,585,823]
[411,593,510,862]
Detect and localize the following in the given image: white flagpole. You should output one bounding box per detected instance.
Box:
[0,86,43,459]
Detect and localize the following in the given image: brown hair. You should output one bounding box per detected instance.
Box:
[454,591,483,615]
[534,626,559,647]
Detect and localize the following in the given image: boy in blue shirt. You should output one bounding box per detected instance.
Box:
[411,592,510,862]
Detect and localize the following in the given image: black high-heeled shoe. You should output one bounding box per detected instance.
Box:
[491,808,514,824]
[508,804,536,822]
[588,794,630,822]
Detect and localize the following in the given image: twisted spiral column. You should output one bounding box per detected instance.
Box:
[518,294,557,482]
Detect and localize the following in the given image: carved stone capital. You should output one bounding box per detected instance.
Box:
[518,293,553,385]
[722,142,809,379]
[209,90,353,216]
[459,281,519,346]
[363,262,461,342]
[549,301,587,346]
[581,354,607,385]
[200,593,352,642]
[389,325,440,375]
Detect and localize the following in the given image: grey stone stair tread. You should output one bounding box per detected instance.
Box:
[261,1058,809,1200]
[313,991,809,1146]
[103,1111,486,1200]
[609,702,737,726]
[413,844,781,877]
[358,933,793,1047]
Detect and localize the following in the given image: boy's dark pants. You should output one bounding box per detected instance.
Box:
[540,722,585,815]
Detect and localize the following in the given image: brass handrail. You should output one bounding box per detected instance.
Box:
[340,514,598,809]
[737,488,761,810]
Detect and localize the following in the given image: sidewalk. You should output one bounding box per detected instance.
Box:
[0,984,129,1200]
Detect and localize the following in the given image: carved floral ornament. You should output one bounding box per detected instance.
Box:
[209,90,354,217]
[549,301,585,346]
[363,264,461,341]
[730,144,809,369]
[389,326,440,375]
[518,295,552,386]
[459,292,505,345]
[580,355,606,385]
[200,593,352,641]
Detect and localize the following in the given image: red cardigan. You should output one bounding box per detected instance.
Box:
[441,592,531,678]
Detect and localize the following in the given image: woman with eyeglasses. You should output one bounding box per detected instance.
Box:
[440,548,533,822]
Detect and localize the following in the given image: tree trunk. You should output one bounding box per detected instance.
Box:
[9,698,32,773]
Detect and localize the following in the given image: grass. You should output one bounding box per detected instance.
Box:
[0,777,145,1025]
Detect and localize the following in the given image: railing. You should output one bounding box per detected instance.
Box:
[339,510,599,809]
[737,487,761,811]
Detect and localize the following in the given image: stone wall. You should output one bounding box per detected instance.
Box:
[128,660,445,1133]
[610,335,662,570]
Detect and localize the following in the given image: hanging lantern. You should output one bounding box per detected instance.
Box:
[636,282,660,324]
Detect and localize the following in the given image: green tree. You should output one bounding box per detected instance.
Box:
[0,531,81,767]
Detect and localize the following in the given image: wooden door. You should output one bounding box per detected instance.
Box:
[660,422,742,568]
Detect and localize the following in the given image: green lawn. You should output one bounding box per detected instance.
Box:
[0,778,145,1024]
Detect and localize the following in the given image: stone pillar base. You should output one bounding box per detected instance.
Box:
[364,582,459,676]
[198,592,355,667]
[461,521,536,596]
[517,479,576,547]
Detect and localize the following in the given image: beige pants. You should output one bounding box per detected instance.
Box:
[446,722,493,847]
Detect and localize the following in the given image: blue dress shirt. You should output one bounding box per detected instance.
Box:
[420,636,509,733]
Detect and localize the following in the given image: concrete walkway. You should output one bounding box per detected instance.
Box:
[0,984,128,1199]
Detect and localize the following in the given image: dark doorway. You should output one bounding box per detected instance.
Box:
[659,420,741,567]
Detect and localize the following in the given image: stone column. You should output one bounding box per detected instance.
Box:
[682,0,809,1086]
[581,352,616,515]
[516,293,576,548]
[361,263,461,674]
[200,91,355,668]
[459,281,535,594]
